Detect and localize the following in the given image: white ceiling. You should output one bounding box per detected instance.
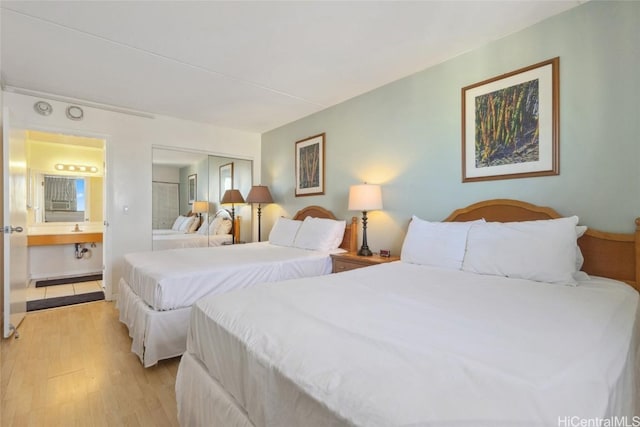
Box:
[1,1,583,134]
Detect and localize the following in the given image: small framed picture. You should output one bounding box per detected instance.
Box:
[219,162,234,201]
[188,174,197,204]
[295,133,325,197]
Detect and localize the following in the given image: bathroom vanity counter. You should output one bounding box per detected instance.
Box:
[27,232,103,246]
[27,224,104,246]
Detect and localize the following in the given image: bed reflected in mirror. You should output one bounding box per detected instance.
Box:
[151,147,252,250]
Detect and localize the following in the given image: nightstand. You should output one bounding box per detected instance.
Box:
[330,252,400,273]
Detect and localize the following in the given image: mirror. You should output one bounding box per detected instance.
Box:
[26,131,104,226]
[42,175,93,222]
[209,155,253,244]
[152,147,253,250]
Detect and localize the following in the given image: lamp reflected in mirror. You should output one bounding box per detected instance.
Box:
[192,200,208,218]
[221,189,245,244]
[192,200,208,232]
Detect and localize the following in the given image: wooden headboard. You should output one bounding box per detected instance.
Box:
[233,217,241,243]
[212,209,241,242]
[292,205,358,253]
[444,199,640,291]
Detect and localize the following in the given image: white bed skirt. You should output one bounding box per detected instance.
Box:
[176,352,255,427]
[117,278,191,367]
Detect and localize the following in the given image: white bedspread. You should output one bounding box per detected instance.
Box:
[152,229,182,236]
[122,242,337,310]
[151,233,230,250]
[186,262,639,427]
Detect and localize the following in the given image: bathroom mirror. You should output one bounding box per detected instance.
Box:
[41,174,99,222]
[26,131,105,225]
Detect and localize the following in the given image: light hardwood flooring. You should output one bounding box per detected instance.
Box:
[1,301,180,426]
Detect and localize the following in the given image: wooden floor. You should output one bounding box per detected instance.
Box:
[1,301,180,426]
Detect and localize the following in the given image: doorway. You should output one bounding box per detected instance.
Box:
[23,130,106,310]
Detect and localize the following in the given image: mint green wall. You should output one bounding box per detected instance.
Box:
[261,1,640,254]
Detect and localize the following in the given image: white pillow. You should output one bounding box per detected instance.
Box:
[575,225,587,270]
[171,215,187,231]
[196,219,209,235]
[214,209,232,220]
[462,216,580,285]
[187,217,201,233]
[208,217,223,234]
[268,218,302,247]
[215,219,232,235]
[179,216,196,232]
[400,216,483,270]
[293,216,346,251]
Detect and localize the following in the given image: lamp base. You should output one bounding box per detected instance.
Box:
[357,246,373,257]
[358,210,373,256]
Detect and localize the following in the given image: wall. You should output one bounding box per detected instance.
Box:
[29,243,103,281]
[88,177,103,223]
[26,139,103,174]
[261,1,640,255]
[3,91,261,299]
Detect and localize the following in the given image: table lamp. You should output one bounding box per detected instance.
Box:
[348,183,383,256]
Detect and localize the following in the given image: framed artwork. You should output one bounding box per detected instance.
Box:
[462,57,559,182]
[219,162,234,201]
[295,133,325,197]
[188,174,197,204]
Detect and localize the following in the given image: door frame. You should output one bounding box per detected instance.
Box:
[9,123,112,300]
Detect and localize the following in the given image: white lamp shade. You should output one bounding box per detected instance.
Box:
[348,184,383,211]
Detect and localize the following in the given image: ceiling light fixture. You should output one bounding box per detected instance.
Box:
[34,100,53,116]
[66,105,84,120]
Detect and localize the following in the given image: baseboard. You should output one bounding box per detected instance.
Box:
[27,291,105,312]
[35,274,103,288]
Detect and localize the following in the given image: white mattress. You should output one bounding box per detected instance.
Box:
[151,232,230,250]
[184,262,640,427]
[122,242,337,310]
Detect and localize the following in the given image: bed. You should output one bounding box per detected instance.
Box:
[176,199,640,426]
[117,205,357,367]
[151,210,238,250]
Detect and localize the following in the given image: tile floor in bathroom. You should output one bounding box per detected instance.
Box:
[26,280,104,301]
